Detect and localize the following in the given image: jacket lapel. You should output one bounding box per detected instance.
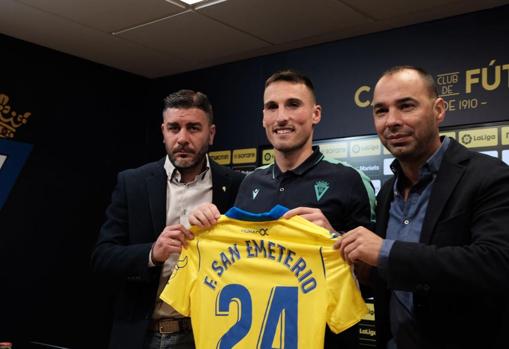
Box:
[420,141,469,243]
[376,177,395,238]
[146,158,167,237]
[210,160,232,213]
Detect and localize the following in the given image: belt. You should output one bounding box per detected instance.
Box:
[150,318,192,334]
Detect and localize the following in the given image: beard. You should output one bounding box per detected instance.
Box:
[168,144,209,171]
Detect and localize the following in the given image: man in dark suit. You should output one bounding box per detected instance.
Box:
[337,66,509,349]
[92,90,244,349]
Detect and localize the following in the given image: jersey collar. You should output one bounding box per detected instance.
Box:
[272,146,323,179]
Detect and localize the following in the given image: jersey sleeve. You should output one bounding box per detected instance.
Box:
[323,246,368,333]
[159,239,198,316]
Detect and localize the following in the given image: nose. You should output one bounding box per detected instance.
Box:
[176,129,189,145]
[275,106,289,124]
[385,108,402,129]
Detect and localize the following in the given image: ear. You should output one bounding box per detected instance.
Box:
[161,123,165,143]
[312,104,322,126]
[433,97,446,126]
[209,124,216,145]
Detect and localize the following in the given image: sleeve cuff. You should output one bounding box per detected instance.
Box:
[377,239,395,278]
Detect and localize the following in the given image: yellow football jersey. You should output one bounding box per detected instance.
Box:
[160,205,367,349]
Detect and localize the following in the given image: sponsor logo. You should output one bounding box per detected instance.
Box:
[252,188,260,199]
[262,149,274,165]
[350,138,381,157]
[458,128,498,148]
[362,302,376,321]
[318,142,348,158]
[241,227,269,236]
[359,328,376,337]
[232,148,257,164]
[208,150,231,165]
[359,165,380,172]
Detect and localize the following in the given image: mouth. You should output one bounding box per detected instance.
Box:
[173,149,194,158]
[273,127,294,135]
[385,133,412,147]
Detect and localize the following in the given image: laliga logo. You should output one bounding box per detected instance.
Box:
[0,94,32,139]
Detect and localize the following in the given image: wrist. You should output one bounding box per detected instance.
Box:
[150,244,164,266]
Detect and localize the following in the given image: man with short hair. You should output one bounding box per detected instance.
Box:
[92,89,245,349]
[190,70,375,348]
[337,66,509,349]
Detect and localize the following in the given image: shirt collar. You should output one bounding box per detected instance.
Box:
[272,146,323,179]
[164,154,210,183]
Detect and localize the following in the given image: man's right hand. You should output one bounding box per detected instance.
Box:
[188,203,221,228]
[151,224,194,264]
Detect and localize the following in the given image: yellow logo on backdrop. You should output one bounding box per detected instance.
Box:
[350,138,381,157]
[209,150,231,165]
[232,148,257,164]
[318,142,348,159]
[458,128,498,148]
[0,93,32,139]
[501,127,509,145]
[262,149,274,165]
[362,302,375,321]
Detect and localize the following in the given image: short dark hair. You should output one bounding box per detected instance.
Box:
[162,89,213,124]
[379,65,439,98]
[265,69,317,102]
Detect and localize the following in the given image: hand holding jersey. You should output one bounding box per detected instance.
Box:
[189,203,336,232]
[161,205,367,349]
[334,226,384,266]
[188,202,221,229]
[151,224,195,264]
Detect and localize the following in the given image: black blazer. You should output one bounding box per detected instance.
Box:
[373,139,509,349]
[91,158,244,349]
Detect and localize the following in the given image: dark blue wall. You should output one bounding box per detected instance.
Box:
[0,34,151,348]
[152,5,509,151]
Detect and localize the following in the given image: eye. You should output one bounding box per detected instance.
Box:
[373,107,387,117]
[264,102,278,111]
[189,125,201,132]
[167,124,179,132]
[398,98,418,111]
[286,99,302,109]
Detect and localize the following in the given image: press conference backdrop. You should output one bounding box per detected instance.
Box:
[1,4,508,348]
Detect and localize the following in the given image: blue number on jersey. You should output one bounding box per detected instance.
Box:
[216,284,298,349]
[216,284,252,348]
[258,286,297,349]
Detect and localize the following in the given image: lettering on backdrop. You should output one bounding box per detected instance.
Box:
[353,59,509,113]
